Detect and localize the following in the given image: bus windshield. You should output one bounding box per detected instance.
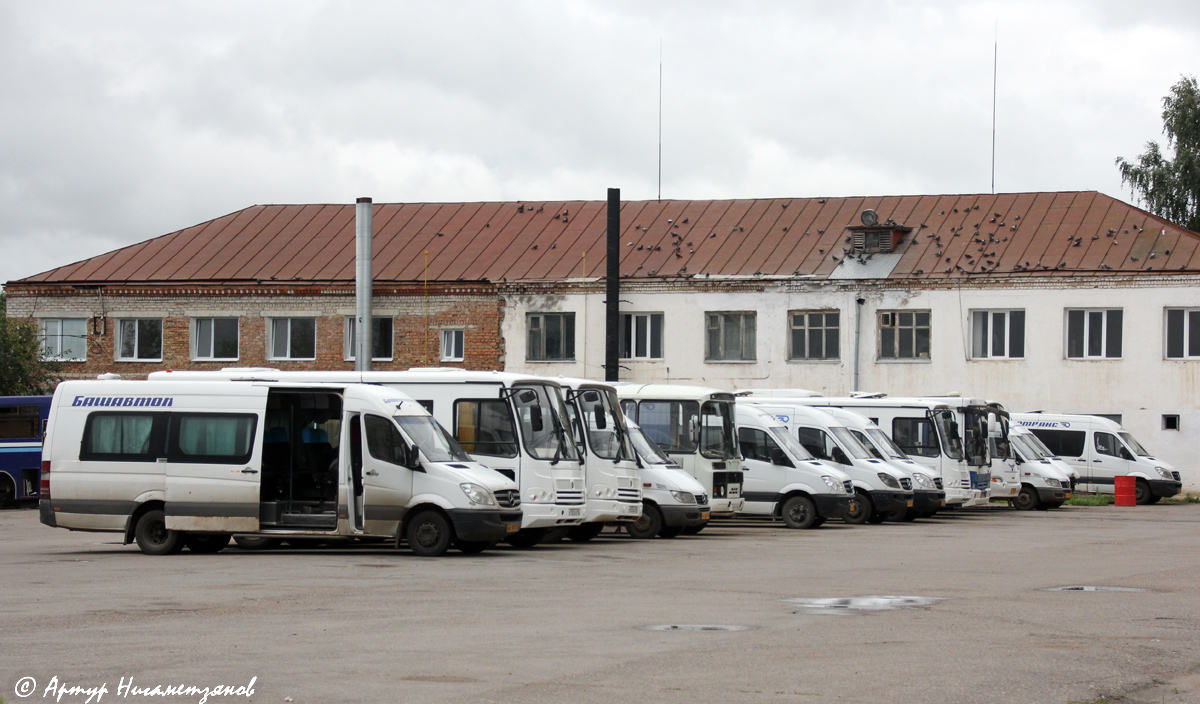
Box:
[931,409,965,460]
[628,424,674,466]
[961,408,989,467]
[395,415,473,463]
[511,383,580,463]
[569,387,634,462]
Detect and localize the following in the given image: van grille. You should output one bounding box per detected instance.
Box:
[617,487,641,502]
[842,480,853,494]
[695,494,708,506]
[556,490,585,505]
[899,478,912,491]
[1172,471,1181,481]
[494,490,520,509]
[933,478,944,490]
[960,479,971,489]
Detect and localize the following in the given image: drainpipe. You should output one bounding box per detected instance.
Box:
[853,296,865,392]
[355,197,373,372]
[605,188,620,382]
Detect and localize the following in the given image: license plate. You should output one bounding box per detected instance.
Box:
[568,508,581,517]
[506,523,520,533]
[1065,493,1072,500]
[701,512,710,520]
[940,500,946,506]
[906,500,913,508]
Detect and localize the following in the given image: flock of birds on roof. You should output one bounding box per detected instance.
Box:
[498,200,1186,281]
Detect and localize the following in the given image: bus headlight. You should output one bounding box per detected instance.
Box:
[670,491,696,504]
[912,472,934,488]
[877,473,901,489]
[526,488,552,503]
[1045,478,1062,488]
[821,475,844,492]
[460,483,496,506]
[1155,466,1173,479]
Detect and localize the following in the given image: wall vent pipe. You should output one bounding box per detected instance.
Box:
[355,197,373,372]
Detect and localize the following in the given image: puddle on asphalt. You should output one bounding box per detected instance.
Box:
[639,624,752,632]
[783,595,948,615]
[1046,585,1150,592]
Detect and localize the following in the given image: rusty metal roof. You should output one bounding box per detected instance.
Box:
[15,192,1200,285]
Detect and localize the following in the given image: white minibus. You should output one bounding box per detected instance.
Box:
[40,379,521,556]
[625,420,712,538]
[615,383,744,516]
[1007,425,1073,510]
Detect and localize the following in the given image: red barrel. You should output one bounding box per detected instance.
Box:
[1114,476,1136,506]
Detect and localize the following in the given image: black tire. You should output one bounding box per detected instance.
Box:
[1044,501,1064,510]
[184,533,231,553]
[454,539,496,554]
[866,510,888,524]
[505,528,548,548]
[682,523,707,535]
[901,509,919,522]
[233,536,281,550]
[626,504,663,539]
[406,510,454,557]
[567,522,606,542]
[540,527,569,544]
[658,524,684,538]
[1135,479,1152,505]
[1013,485,1040,511]
[1147,495,1162,504]
[780,495,820,529]
[134,509,184,555]
[845,491,872,525]
[884,506,909,522]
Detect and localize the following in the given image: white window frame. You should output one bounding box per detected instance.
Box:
[620,312,664,360]
[970,309,1025,360]
[1065,308,1122,360]
[344,316,394,361]
[116,318,163,362]
[268,317,317,361]
[192,317,239,361]
[705,311,757,362]
[788,310,840,361]
[40,317,87,361]
[440,328,465,362]
[878,310,931,360]
[1165,308,1200,359]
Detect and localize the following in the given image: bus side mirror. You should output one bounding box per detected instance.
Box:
[529,406,543,432]
[593,406,606,430]
[405,445,423,471]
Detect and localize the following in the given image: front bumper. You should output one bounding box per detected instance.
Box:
[912,489,946,513]
[521,501,586,529]
[660,503,711,528]
[586,498,642,523]
[444,509,524,542]
[1034,485,1069,503]
[868,490,914,514]
[710,497,744,516]
[40,499,57,527]
[1148,479,1183,499]
[812,494,854,520]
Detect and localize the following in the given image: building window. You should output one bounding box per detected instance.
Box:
[527,313,575,361]
[879,310,930,360]
[970,310,1025,359]
[706,312,756,361]
[269,318,316,360]
[193,318,239,360]
[1163,414,1180,431]
[117,318,163,361]
[441,329,465,362]
[1066,309,1122,359]
[40,318,87,361]
[789,311,839,360]
[620,313,663,359]
[344,317,394,361]
[1165,309,1200,359]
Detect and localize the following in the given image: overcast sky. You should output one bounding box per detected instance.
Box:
[2,0,1199,286]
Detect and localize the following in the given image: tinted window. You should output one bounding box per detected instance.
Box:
[892,417,939,457]
[1094,432,1123,458]
[365,414,409,466]
[81,412,166,461]
[169,413,257,464]
[1029,429,1086,457]
[454,399,517,457]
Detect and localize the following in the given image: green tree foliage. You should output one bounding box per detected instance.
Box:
[0,293,62,395]
[1116,75,1200,232]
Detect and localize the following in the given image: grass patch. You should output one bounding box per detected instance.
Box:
[1064,493,1113,506]
[1162,492,1200,504]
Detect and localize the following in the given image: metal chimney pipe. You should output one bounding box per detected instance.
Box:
[355,197,373,372]
[605,188,620,382]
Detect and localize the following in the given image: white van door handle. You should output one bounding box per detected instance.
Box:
[241,468,258,474]
[1092,459,1102,463]
[365,470,379,476]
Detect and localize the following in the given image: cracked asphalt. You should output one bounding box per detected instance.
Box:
[3,502,1199,704]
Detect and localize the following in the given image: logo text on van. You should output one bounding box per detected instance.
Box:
[72,396,174,407]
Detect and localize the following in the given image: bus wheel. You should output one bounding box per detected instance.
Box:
[233,536,280,550]
[845,491,872,525]
[505,528,547,548]
[184,533,231,553]
[406,510,453,557]
[1135,480,1152,505]
[781,495,820,529]
[682,522,707,535]
[658,525,684,538]
[454,539,496,554]
[884,506,909,522]
[1013,485,1040,511]
[134,510,184,555]
[567,522,605,542]
[626,505,662,539]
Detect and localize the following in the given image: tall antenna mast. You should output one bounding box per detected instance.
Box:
[658,39,663,202]
[991,22,998,194]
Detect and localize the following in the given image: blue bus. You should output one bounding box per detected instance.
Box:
[0,396,52,504]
